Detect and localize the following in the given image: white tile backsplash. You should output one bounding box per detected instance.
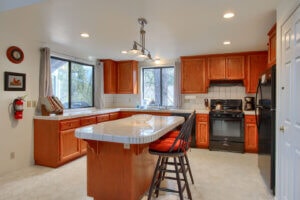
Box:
[103,86,253,110]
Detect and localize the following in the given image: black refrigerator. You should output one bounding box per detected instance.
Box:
[255,65,276,195]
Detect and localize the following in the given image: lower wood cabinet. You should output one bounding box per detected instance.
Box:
[60,128,81,162]
[195,114,209,148]
[34,113,119,168]
[244,115,258,153]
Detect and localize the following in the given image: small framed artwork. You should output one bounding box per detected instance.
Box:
[4,72,26,91]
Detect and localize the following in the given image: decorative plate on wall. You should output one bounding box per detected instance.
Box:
[6,46,24,64]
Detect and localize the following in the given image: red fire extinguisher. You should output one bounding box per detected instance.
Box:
[13,98,24,119]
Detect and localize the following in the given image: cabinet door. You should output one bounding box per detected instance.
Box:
[226,56,244,80]
[196,114,209,148]
[244,115,258,153]
[267,24,276,67]
[102,59,117,94]
[246,53,268,93]
[208,56,226,80]
[60,129,81,162]
[117,61,138,94]
[181,58,207,93]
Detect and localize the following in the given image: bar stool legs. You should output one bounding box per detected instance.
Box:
[148,154,192,200]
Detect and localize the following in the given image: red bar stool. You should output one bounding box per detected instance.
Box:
[147,111,196,200]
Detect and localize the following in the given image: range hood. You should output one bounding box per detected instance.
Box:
[209,80,244,87]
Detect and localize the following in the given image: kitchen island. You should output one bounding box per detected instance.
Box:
[75,115,185,200]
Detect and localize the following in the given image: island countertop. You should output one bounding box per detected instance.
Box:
[75,115,185,144]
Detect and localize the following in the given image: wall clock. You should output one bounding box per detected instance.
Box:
[6,46,24,64]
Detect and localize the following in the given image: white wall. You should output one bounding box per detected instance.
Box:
[0,36,40,175]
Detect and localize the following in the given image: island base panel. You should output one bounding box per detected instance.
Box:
[86,140,156,200]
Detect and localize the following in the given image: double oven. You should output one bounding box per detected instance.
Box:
[209,99,245,153]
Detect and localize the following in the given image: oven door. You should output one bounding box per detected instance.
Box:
[209,117,244,142]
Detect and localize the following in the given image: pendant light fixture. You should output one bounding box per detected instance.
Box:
[122,18,153,61]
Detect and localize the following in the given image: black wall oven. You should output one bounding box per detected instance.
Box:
[209,99,245,153]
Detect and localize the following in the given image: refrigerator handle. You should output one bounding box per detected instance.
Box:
[255,81,261,129]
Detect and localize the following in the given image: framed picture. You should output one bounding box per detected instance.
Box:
[4,72,26,91]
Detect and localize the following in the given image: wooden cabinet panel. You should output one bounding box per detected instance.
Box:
[109,112,119,120]
[60,119,80,131]
[246,52,268,93]
[208,57,226,80]
[268,24,276,67]
[181,58,208,93]
[208,55,244,80]
[80,116,97,126]
[101,59,117,94]
[60,129,81,162]
[226,56,244,80]
[97,114,110,123]
[117,60,138,94]
[244,115,258,153]
[80,140,87,154]
[196,114,209,148]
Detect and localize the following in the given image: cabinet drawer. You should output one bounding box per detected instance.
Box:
[245,116,256,123]
[97,114,110,123]
[196,114,208,122]
[60,119,81,131]
[109,112,119,120]
[81,116,97,126]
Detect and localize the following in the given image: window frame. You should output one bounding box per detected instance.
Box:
[141,66,175,107]
[50,56,95,109]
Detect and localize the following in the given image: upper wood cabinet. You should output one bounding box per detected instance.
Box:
[267,24,276,67]
[245,52,268,93]
[101,59,117,94]
[208,55,245,80]
[101,59,138,94]
[181,57,208,93]
[117,60,138,94]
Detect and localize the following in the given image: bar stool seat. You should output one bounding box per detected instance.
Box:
[147,111,196,200]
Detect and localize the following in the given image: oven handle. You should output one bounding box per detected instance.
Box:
[209,117,244,121]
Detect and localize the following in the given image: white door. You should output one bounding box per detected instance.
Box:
[277,5,300,200]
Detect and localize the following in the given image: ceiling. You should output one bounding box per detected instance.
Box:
[0,0,279,62]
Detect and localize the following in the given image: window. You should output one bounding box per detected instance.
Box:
[142,67,174,107]
[50,57,94,109]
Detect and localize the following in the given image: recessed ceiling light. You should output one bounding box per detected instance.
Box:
[121,50,128,54]
[223,12,235,19]
[80,33,90,38]
[223,41,231,45]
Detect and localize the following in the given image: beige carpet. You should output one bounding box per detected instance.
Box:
[0,149,274,200]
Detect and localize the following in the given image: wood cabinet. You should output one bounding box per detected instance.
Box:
[34,113,120,168]
[117,60,138,94]
[101,59,138,94]
[208,55,245,80]
[267,24,276,67]
[109,112,119,120]
[80,116,97,153]
[195,114,209,148]
[245,52,268,93]
[244,115,258,153]
[101,59,117,94]
[181,57,208,93]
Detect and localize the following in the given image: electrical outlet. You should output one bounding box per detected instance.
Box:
[124,143,130,149]
[10,152,15,159]
[27,100,32,108]
[32,100,37,107]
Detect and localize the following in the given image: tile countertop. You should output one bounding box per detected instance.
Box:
[75,115,185,144]
[33,108,209,120]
